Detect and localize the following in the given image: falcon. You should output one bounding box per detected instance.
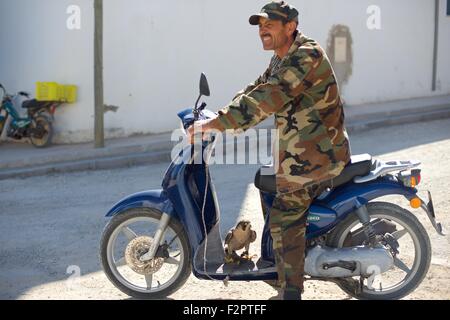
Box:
[224,220,257,264]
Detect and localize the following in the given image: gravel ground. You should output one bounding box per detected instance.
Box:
[0,118,449,300]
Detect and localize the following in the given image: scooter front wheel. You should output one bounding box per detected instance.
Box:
[100,208,192,299]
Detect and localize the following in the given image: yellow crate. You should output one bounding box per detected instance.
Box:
[36,82,62,101]
[36,82,77,103]
[63,85,77,103]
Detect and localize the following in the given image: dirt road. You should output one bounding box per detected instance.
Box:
[1,119,449,300]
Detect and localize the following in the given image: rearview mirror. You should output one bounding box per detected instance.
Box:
[18,91,31,98]
[199,73,210,97]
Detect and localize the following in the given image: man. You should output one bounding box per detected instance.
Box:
[188,1,351,300]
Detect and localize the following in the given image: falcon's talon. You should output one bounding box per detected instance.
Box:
[224,252,242,264]
[240,251,249,258]
[241,254,258,261]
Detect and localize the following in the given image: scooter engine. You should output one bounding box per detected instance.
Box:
[7,126,24,139]
[304,245,394,278]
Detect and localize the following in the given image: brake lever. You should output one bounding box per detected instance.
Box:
[193,108,200,121]
[193,102,207,121]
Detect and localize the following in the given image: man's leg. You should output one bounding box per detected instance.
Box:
[269,188,313,299]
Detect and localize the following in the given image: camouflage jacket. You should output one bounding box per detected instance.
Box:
[210,31,351,194]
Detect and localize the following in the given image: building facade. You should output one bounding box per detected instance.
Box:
[1,0,449,143]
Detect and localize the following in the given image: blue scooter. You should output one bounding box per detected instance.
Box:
[100,74,444,300]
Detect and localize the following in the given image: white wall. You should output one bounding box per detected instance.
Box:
[298,0,449,104]
[437,0,450,93]
[1,0,449,143]
[0,0,94,143]
[103,0,271,138]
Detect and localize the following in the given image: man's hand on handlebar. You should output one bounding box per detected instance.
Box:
[187,119,213,144]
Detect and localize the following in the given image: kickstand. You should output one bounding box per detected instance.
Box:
[222,254,258,288]
[358,277,364,294]
[223,275,230,287]
[222,263,238,288]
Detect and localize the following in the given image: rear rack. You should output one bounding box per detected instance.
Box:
[354,159,421,183]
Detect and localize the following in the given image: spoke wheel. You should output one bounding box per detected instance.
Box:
[100,208,191,299]
[327,202,431,300]
[30,115,53,148]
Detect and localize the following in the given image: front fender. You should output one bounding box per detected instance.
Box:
[106,189,176,218]
[324,175,417,215]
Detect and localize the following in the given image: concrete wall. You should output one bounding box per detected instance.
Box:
[1,0,449,143]
[0,0,94,143]
[301,0,439,104]
[102,0,269,138]
[437,0,450,93]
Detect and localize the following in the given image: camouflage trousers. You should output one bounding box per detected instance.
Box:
[265,182,328,294]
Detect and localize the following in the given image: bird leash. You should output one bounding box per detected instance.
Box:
[201,160,235,288]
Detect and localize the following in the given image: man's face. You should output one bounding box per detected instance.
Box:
[258,17,291,51]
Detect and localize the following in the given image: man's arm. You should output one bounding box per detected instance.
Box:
[209,58,315,132]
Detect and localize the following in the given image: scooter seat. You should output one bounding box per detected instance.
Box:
[329,154,374,188]
[254,154,374,194]
[22,99,51,109]
[254,166,277,194]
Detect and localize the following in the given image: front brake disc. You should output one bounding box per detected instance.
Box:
[125,236,164,275]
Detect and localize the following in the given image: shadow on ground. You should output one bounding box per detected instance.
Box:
[0,163,257,299]
[0,118,449,299]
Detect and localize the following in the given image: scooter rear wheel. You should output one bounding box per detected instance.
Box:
[30,115,53,148]
[100,208,192,299]
[327,201,431,300]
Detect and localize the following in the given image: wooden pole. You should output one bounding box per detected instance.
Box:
[94,0,104,148]
[432,0,439,91]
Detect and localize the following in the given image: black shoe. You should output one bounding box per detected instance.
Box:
[283,289,301,300]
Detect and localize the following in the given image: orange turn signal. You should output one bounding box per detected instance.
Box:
[410,197,422,209]
[410,177,417,187]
